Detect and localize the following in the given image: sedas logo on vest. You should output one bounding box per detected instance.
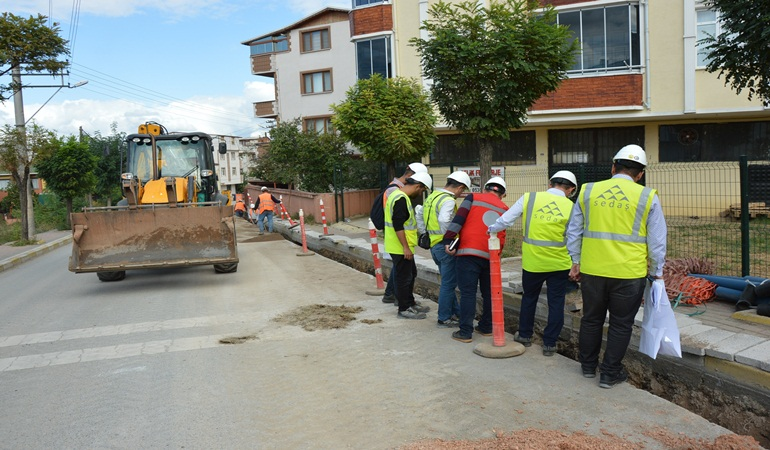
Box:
[534,201,567,223]
[593,185,632,211]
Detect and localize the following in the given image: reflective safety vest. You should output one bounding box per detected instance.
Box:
[384,190,417,254]
[257,193,275,214]
[578,178,656,279]
[234,201,246,212]
[456,193,507,260]
[424,191,454,247]
[521,192,573,272]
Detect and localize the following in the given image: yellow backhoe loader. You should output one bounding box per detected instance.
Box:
[69,122,239,281]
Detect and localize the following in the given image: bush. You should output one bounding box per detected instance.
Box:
[0,220,21,245]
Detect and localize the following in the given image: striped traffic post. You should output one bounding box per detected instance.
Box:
[472,234,525,358]
[365,219,386,296]
[296,209,315,256]
[319,199,333,235]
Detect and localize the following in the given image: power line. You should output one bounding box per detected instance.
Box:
[70,63,258,125]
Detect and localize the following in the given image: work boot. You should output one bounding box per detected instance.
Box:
[599,369,628,389]
[381,294,396,304]
[398,307,426,320]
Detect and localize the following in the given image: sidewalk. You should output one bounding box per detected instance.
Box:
[0,229,72,273]
[268,213,770,446]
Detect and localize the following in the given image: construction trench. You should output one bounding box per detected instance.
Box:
[277,224,770,448]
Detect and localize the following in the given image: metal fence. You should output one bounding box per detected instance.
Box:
[439,159,770,278]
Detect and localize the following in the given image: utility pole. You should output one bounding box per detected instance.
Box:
[12,65,36,239]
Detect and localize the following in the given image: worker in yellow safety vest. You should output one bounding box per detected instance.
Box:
[384,172,432,319]
[255,186,281,234]
[488,170,577,356]
[416,171,472,327]
[380,162,428,305]
[567,144,667,389]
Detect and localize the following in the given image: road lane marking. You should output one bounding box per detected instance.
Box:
[0,334,235,372]
[0,313,266,347]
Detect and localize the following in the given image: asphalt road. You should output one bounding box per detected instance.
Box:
[0,232,748,449]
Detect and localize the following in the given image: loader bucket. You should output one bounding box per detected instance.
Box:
[69,204,238,273]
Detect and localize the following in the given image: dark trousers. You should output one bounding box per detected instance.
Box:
[519,269,569,347]
[456,255,492,336]
[579,274,645,375]
[390,254,417,311]
[384,265,395,297]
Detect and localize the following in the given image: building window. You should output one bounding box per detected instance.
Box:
[696,9,720,67]
[304,117,333,133]
[660,122,770,162]
[221,168,226,176]
[558,4,641,75]
[302,70,332,94]
[550,126,644,165]
[353,0,384,7]
[232,167,237,175]
[302,28,330,53]
[431,131,536,166]
[249,35,289,56]
[356,36,391,80]
[0,179,9,189]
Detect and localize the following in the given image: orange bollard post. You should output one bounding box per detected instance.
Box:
[278,195,285,220]
[472,234,525,359]
[296,209,315,256]
[319,199,333,235]
[280,203,299,229]
[365,219,386,296]
[488,234,506,347]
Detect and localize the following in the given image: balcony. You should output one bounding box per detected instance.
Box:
[254,100,278,119]
[251,54,275,77]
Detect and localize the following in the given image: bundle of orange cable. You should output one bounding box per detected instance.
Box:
[663,258,717,305]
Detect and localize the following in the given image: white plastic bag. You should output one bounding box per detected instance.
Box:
[639,279,682,359]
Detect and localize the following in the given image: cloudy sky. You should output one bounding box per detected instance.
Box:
[1,0,348,138]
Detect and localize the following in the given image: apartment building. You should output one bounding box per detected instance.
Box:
[242,7,357,132]
[245,0,770,215]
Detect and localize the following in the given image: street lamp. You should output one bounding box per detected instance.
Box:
[25,79,88,125]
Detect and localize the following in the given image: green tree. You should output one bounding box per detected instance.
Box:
[1,12,69,240]
[411,0,577,180]
[36,136,98,227]
[82,123,126,206]
[331,74,437,179]
[0,12,69,102]
[253,119,352,193]
[702,0,770,103]
[0,123,57,240]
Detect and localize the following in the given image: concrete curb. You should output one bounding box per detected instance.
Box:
[0,235,72,274]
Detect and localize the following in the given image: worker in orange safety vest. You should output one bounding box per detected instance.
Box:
[255,186,281,234]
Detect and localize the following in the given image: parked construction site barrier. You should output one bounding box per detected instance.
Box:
[296,209,315,256]
[319,199,332,235]
[365,219,386,296]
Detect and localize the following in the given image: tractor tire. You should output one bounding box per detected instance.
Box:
[97,271,127,282]
[214,263,238,274]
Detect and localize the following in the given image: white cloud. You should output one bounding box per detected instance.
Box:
[0,79,276,138]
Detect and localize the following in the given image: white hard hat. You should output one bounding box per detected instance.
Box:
[408,162,428,174]
[550,170,577,187]
[409,172,433,190]
[613,144,648,167]
[484,176,507,193]
[261,186,268,191]
[447,171,472,190]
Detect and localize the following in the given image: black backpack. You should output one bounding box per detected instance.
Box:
[370,183,398,230]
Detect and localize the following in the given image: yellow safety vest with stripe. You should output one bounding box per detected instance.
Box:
[578,178,656,279]
[424,191,454,247]
[384,190,417,254]
[521,191,573,272]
